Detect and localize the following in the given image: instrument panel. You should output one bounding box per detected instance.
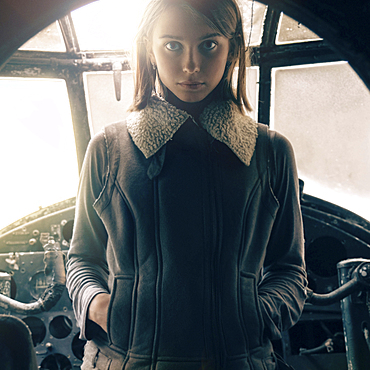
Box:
[0,205,83,370]
[0,195,370,369]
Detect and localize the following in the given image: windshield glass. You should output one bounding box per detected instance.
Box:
[271,61,370,220]
[71,0,266,52]
[0,78,78,230]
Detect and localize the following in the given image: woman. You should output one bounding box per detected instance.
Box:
[66,0,307,368]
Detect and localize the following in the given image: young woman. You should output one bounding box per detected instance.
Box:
[66,0,307,369]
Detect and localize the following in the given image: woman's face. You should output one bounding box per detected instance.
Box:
[149,5,230,103]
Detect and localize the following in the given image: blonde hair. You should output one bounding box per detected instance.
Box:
[129,0,252,114]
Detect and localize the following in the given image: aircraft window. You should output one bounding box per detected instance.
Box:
[83,71,134,135]
[271,61,370,220]
[0,78,78,230]
[71,0,149,52]
[276,13,321,45]
[19,22,66,52]
[240,1,267,46]
[71,0,266,52]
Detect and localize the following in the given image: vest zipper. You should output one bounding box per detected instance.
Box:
[206,136,226,368]
[151,177,162,370]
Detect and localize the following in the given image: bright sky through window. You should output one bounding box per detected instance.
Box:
[72,0,150,51]
[0,78,78,230]
[72,0,266,51]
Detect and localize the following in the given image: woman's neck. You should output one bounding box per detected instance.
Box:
[166,90,215,123]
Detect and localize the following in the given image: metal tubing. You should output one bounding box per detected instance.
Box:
[0,283,65,315]
[338,259,370,370]
[306,278,360,306]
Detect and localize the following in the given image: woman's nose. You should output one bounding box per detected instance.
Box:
[183,49,200,73]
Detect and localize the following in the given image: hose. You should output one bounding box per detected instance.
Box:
[0,238,65,315]
[306,278,360,306]
[0,283,65,315]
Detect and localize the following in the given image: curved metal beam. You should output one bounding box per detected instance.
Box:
[0,0,95,69]
[262,0,370,90]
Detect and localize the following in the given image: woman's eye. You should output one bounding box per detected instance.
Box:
[201,40,217,51]
[165,42,181,51]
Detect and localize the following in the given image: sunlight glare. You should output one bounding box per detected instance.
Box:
[0,78,79,230]
[72,0,150,51]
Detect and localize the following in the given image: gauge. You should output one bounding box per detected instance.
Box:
[0,270,16,299]
[29,270,51,300]
[0,272,12,297]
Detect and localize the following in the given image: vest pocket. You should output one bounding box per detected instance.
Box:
[240,272,264,350]
[107,275,134,351]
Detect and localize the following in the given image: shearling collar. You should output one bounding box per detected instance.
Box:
[127,95,258,166]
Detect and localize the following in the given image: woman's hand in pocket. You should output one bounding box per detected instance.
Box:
[88,293,111,333]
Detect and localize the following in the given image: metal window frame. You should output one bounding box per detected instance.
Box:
[0,5,343,169]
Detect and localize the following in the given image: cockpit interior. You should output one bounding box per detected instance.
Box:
[1,0,370,369]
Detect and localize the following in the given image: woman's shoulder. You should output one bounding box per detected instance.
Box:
[255,124,297,178]
[257,124,295,157]
[103,120,129,140]
[82,121,128,170]
[88,121,128,150]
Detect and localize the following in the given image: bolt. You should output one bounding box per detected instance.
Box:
[360,269,368,277]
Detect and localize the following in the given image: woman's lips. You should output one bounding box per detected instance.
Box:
[178,81,204,90]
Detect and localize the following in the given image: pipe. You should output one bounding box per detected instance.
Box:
[306,277,360,306]
[0,283,65,315]
[0,237,66,315]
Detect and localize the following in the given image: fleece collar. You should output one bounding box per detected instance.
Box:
[127,95,258,166]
